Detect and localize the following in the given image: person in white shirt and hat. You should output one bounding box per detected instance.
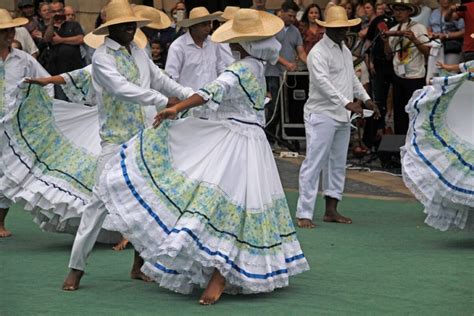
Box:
[165,7,226,101]
[98,8,309,305]
[296,5,380,229]
[62,0,194,291]
[0,9,53,238]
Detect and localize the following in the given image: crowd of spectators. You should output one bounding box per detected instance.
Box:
[8,0,474,154]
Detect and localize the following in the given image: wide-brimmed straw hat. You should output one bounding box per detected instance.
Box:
[84,28,147,49]
[177,7,222,28]
[387,0,421,17]
[217,6,240,22]
[316,5,361,28]
[0,9,28,29]
[93,0,151,35]
[133,5,171,29]
[212,9,283,43]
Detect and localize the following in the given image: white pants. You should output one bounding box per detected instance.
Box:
[296,113,350,220]
[68,143,120,270]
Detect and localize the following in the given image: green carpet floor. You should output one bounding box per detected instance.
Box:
[1,192,473,315]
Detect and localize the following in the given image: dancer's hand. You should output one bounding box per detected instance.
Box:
[24,77,50,86]
[153,107,177,128]
[345,101,363,115]
[365,100,381,120]
[436,60,447,70]
[166,97,180,108]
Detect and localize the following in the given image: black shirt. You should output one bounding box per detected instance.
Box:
[50,21,84,75]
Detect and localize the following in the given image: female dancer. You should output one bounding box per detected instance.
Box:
[99,9,309,305]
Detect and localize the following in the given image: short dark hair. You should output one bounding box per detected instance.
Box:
[150,39,161,47]
[281,1,299,12]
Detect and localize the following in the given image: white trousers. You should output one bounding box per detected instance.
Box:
[296,113,350,220]
[68,143,120,270]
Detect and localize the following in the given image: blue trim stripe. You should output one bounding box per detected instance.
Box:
[411,80,474,195]
[154,262,179,275]
[119,146,305,279]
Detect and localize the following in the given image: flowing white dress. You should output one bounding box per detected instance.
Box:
[401,61,474,231]
[0,67,121,242]
[99,57,309,294]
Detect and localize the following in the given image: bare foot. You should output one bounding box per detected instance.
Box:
[130,269,152,282]
[323,211,352,224]
[199,269,226,305]
[112,238,129,251]
[296,218,316,229]
[0,225,12,237]
[62,269,84,291]
[131,251,152,282]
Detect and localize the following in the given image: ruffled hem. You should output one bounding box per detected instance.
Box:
[100,123,309,294]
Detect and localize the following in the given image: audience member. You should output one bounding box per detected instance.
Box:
[446,1,474,61]
[383,0,430,135]
[299,4,325,54]
[43,0,85,99]
[411,0,432,27]
[429,0,465,65]
[17,0,39,34]
[151,39,165,68]
[265,1,307,138]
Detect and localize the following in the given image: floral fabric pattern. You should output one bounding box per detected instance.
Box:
[99,47,145,144]
[61,66,93,104]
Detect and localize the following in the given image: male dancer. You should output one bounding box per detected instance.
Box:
[62,0,194,290]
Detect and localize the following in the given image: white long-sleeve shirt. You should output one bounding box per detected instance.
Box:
[165,32,226,90]
[2,48,53,115]
[304,34,370,123]
[92,37,193,144]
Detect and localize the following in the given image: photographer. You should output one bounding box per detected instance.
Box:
[445,0,474,61]
[43,0,84,99]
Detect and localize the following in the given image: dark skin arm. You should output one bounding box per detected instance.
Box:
[153,94,205,128]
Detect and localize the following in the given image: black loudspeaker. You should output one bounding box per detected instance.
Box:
[377,134,406,168]
[281,72,308,140]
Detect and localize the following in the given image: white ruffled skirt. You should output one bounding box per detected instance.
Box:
[0,84,119,242]
[402,72,474,231]
[99,117,309,294]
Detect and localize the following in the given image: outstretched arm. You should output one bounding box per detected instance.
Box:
[25,75,66,86]
[153,94,205,128]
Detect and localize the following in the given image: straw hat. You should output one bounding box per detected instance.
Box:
[316,5,361,28]
[0,9,28,30]
[93,0,151,35]
[212,9,284,43]
[177,7,222,28]
[133,5,171,29]
[217,6,240,22]
[84,28,147,49]
[387,0,421,17]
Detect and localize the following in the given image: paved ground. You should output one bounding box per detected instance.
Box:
[275,152,414,201]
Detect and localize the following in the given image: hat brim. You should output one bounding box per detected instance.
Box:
[387,3,421,17]
[85,28,148,49]
[177,12,222,28]
[93,16,151,35]
[133,6,172,30]
[0,17,29,30]
[315,17,361,28]
[211,11,284,43]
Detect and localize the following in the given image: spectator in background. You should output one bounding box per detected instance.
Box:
[299,3,325,54]
[64,6,76,22]
[37,2,52,32]
[265,1,307,138]
[359,0,377,39]
[445,1,474,62]
[428,0,465,65]
[363,3,397,150]
[383,0,430,135]
[376,1,387,16]
[17,0,39,35]
[411,0,432,27]
[159,1,187,57]
[95,6,106,28]
[43,0,84,99]
[150,39,165,68]
[342,0,362,32]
